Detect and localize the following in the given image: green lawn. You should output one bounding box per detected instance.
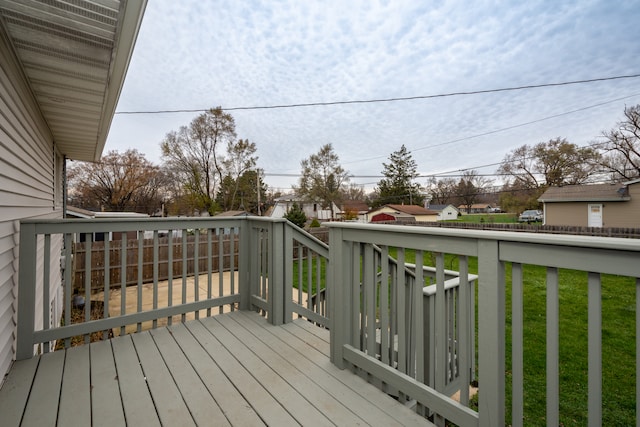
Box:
[507,266,635,426]
[291,253,327,294]
[445,213,519,224]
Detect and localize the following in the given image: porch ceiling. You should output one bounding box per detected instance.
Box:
[0,0,146,162]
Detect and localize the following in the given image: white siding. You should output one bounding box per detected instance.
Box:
[0,26,62,379]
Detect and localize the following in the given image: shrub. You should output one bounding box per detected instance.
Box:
[284,203,307,228]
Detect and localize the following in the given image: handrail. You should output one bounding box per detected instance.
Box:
[16,217,323,359]
[327,221,640,427]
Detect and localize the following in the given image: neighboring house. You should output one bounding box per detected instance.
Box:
[367,204,439,222]
[0,2,146,380]
[270,194,339,220]
[429,204,460,221]
[458,203,493,214]
[538,179,640,228]
[337,200,369,222]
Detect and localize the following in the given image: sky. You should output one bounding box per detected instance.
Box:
[105,0,640,192]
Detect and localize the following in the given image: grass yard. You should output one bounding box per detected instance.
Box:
[445,213,519,224]
[291,252,327,294]
[506,266,636,426]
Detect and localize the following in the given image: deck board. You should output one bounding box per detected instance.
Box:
[184,319,299,426]
[0,311,434,426]
[22,350,64,427]
[167,323,266,426]
[149,327,230,426]
[215,314,361,426]
[234,311,420,426]
[90,340,126,427]
[200,316,328,426]
[0,356,39,426]
[111,335,160,427]
[131,332,196,427]
[58,345,91,427]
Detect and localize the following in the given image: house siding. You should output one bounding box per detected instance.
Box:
[437,206,459,220]
[271,198,337,220]
[0,28,62,379]
[544,183,640,228]
[604,184,640,227]
[545,202,591,227]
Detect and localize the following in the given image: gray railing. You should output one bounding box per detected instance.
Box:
[20,216,640,425]
[416,265,477,402]
[327,222,640,427]
[364,249,477,405]
[16,217,328,359]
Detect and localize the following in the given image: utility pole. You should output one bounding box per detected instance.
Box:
[256,168,262,216]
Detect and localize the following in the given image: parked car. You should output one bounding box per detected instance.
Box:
[518,209,543,223]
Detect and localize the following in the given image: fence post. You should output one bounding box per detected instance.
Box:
[477,239,505,426]
[16,221,37,360]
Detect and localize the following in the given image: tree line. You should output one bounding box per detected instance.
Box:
[68,105,640,216]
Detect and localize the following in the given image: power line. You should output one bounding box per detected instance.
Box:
[115,73,640,114]
[343,92,640,165]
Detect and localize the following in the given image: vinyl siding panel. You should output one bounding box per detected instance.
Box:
[545,202,589,227]
[0,233,16,379]
[0,25,63,380]
[603,184,640,227]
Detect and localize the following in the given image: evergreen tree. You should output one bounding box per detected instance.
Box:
[284,203,307,228]
[374,145,423,207]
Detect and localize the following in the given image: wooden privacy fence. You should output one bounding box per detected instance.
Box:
[73,234,240,292]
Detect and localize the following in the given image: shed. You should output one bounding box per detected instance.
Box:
[538,179,640,228]
[428,204,460,220]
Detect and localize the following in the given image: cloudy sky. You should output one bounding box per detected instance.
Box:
[105,0,640,191]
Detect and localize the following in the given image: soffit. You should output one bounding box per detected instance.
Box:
[0,0,146,162]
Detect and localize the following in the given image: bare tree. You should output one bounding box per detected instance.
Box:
[426,177,458,205]
[498,137,600,188]
[296,144,350,218]
[161,107,236,215]
[454,170,491,213]
[599,105,640,181]
[219,139,258,210]
[342,183,366,201]
[67,149,166,214]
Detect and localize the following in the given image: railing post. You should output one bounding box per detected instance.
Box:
[16,221,37,360]
[329,225,348,368]
[477,239,505,427]
[238,219,251,311]
[282,223,293,323]
[269,220,285,325]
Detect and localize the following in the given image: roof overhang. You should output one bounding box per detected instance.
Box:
[0,0,147,162]
[540,197,631,203]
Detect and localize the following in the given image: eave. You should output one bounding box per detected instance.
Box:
[0,0,146,162]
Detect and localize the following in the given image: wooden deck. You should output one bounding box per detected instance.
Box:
[0,311,432,426]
